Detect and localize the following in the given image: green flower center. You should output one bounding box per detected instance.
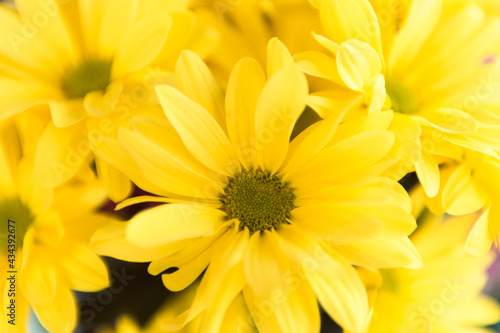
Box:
[220,170,296,234]
[0,198,33,252]
[385,76,419,115]
[61,60,112,99]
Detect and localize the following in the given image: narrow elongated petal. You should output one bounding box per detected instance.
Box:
[244,232,320,333]
[443,164,485,215]
[32,283,77,333]
[112,13,170,76]
[175,50,226,128]
[58,242,109,292]
[277,227,370,333]
[226,58,266,170]
[118,128,222,199]
[267,37,295,78]
[337,39,382,92]
[254,66,308,174]
[34,122,89,188]
[320,0,383,59]
[126,204,226,248]
[388,0,442,72]
[415,150,440,198]
[49,100,87,128]
[156,85,240,176]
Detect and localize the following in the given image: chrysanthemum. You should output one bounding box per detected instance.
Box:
[418,150,500,255]
[0,0,214,201]
[300,0,500,196]
[0,121,113,333]
[357,210,500,332]
[92,39,422,332]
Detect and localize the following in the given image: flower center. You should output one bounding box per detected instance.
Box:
[220,170,296,234]
[0,198,33,252]
[61,60,112,99]
[385,76,419,115]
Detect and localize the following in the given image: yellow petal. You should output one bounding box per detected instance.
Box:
[83,81,123,117]
[337,39,382,92]
[129,116,219,186]
[32,281,77,333]
[466,208,493,256]
[266,37,295,78]
[320,0,383,60]
[91,136,172,197]
[416,108,478,134]
[175,50,226,129]
[244,231,320,333]
[49,100,87,128]
[34,122,89,188]
[388,0,442,73]
[95,157,132,203]
[19,249,57,305]
[292,203,383,243]
[306,89,363,119]
[58,241,109,292]
[283,106,347,173]
[126,204,226,248]
[155,233,223,291]
[277,227,370,332]
[91,222,189,262]
[442,164,485,215]
[415,150,440,198]
[294,50,343,84]
[177,228,248,330]
[287,130,395,188]
[156,85,240,176]
[112,13,170,76]
[226,57,266,170]
[334,236,423,269]
[254,66,308,174]
[118,127,222,199]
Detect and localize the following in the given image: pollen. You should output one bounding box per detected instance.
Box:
[385,76,419,115]
[220,169,296,234]
[61,60,112,99]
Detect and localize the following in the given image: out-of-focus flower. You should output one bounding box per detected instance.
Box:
[355,207,500,332]
[91,39,422,333]
[0,121,115,333]
[301,0,500,198]
[0,0,216,201]
[189,0,321,80]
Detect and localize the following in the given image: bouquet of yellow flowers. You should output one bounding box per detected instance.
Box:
[2,0,500,332]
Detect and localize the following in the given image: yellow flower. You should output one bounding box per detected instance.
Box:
[0,121,114,333]
[92,39,422,333]
[357,210,500,332]
[0,0,215,201]
[302,0,500,197]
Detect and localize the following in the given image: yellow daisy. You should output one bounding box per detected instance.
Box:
[417,149,500,255]
[0,120,114,333]
[357,209,500,332]
[301,0,500,197]
[92,39,422,332]
[0,0,215,201]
